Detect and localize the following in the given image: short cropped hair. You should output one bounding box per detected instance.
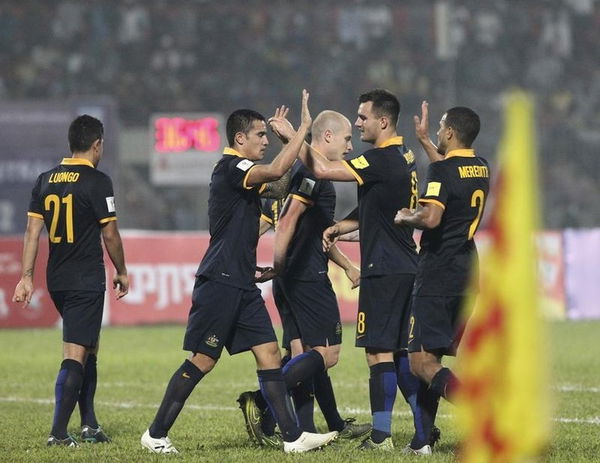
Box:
[311,110,349,141]
[444,107,480,147]
[358,89,400,127]
[68,115,104,153]
[226,109,266,146]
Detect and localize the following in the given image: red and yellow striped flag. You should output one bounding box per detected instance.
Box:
[456,90,551,462]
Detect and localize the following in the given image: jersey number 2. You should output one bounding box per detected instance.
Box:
[45,194,74,243]
[468,189,485,239]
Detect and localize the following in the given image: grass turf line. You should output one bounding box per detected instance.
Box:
[0,321,599,462]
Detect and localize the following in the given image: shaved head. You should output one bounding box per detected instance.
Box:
[311,110,353,160]
[311,110,351,142]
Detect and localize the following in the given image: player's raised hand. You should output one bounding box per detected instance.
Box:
[269,105,295,142]
[322,224,341,252]
[12,278,33,308]
[394,208,413,226]
[113,273,129,299]
[300,89,312,129]
[414,100,429,142]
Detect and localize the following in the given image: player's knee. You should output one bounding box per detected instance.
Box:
[253,342,282,369]
[408,355,422,378]
[324,346,341,369]
[190,353,217,374]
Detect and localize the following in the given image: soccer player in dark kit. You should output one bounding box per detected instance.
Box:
[238,110,370,446]
[395,103,490,454]
[141,90,338,454]
[305,89,425,451]
[13,115,129,446]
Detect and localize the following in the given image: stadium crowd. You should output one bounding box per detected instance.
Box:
[1,0,598,228]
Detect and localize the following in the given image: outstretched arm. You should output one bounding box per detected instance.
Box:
[12,216,45,307]
[101,221,129,299]
[245,90,312,186]
[394,203,443,230]
[414,101,444,163]
[303,145,356,181]
[269,117,355,182]
[327,244,360,288]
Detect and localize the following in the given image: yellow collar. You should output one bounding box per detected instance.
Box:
[446,149,475,159]
[223,147,246,158]
[377,136,403,148]
[60,157,95,168]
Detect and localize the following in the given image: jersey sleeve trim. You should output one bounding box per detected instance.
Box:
[289,193,314,207]
[243,165,259,190]
[419,198,446,210]
[27,212,43,219]
[99,217,117,224]
[260,214,273,225]
[341,160,364,185]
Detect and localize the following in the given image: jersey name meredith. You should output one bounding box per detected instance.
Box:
[457,165,489,179]
[48,172,80,183]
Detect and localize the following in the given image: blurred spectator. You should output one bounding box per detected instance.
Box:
[0,0,597,229]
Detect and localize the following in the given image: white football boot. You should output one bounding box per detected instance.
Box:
[141,429,179,454]
[283,430,338,453]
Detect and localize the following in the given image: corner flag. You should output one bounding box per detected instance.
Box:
[456,90,550,462]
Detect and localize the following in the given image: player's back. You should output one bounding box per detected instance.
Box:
[417,150,490,295]
[29,158,115,292]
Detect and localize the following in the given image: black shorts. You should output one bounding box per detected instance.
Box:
[183,277,277,359]
[355,274,414,351]
[272,277,300,350]
[407,295,471,356]
[50,290,104,348]
[282,278,342,348]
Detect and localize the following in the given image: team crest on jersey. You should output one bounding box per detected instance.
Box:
[105,196,115,213]
[205,334,220,348]
[350,155,370,169]
[298,177,315,195]
[236,159,254,172]
[403,150,415,164]
[426,182,441,197]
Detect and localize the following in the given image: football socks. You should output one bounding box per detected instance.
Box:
[79,354,99,428]
[368,362,397,444]
[313,370,345,432]
[395,351,427,447]
[149,360,204,438]
[51,359,84,439]
[257,368,302,442]
[430,367,460,403]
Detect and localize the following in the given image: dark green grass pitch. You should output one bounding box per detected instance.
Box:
[1,321,599,462]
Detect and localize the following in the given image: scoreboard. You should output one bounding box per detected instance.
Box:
[150,113,225,185]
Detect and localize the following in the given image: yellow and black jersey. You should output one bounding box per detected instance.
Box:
[342,137,418,277]
[415,149,490,296]
[28,157,116,292]
[261,197,284,229]
[283,160,336,281]
[196,148,266,290]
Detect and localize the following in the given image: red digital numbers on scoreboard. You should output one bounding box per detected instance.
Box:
[154,116,221,153]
